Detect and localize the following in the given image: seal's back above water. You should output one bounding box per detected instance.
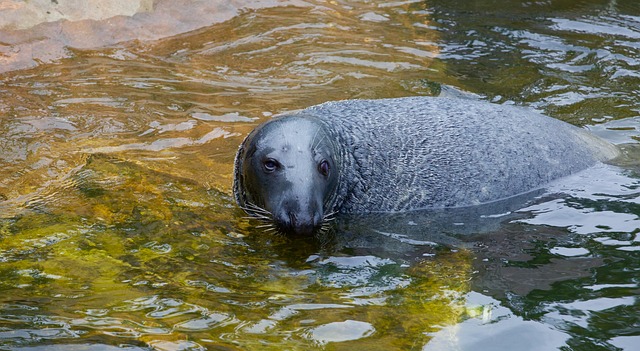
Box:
[233,96,619,235]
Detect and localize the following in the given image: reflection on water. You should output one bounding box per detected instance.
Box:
[1,0,640,350]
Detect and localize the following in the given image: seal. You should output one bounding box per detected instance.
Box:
[233,96,619,235]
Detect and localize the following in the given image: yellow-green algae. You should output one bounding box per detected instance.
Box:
[0,154,474,350]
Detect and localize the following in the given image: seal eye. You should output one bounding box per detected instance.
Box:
[263,159,279,173]
[318,159,330,177]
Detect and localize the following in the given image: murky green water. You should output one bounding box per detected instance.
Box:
[1,0,639,350]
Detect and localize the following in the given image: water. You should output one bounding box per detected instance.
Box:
[1,0,639,350]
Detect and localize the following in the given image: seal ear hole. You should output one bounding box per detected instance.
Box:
[263,158,279,173]
[318,159,330,177]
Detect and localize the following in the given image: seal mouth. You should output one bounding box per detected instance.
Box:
[240,201,336,236]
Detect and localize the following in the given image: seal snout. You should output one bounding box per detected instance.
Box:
[274,203,323,236]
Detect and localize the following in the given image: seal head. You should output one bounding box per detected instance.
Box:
[233,115,341,236]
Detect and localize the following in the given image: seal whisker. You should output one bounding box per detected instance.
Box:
[245,204,265,212]
[312,133,328,153]
[242,214,271,221]
[318,217,334,236]
[240,202,274,222]
[315,221,334,242]
[242,212,270,219]
[249,210,271,218]
[255,223,276,229]
[244,201,266,210]
[240,205,259,213]
[310,125,322,151]
[321,218,335,225]
[243,203,271,215]
[322,211,337,222]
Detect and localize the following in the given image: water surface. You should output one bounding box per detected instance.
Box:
[1,0,639,350]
